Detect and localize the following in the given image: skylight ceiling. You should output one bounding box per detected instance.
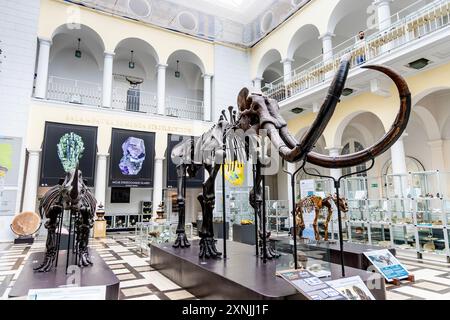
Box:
[66,0,311,47]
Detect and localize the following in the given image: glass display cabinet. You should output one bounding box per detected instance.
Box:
[274,237,332,279]
[266,200,290,236]
[385,173,409,199]
[136,221,172,255]
[228,189,254,225]
[391,224,416,251]
[410,170,450,199]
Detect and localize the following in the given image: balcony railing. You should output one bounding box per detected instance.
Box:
[112,87,158,114]
[166,96,204,120]
[47,76,102,106]
[262,0,450,102]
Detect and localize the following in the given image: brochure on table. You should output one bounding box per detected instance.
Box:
[28,285,106,300]
[327,276,375,300]
[363,249,409,282]
[278,269,346,300]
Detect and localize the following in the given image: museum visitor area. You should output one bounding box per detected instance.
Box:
[2,0,450,307]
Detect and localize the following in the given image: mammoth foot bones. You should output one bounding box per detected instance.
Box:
[33,251,57,273]
[259,232,280,260]
[199,237,222,259]
[173,230,191,248]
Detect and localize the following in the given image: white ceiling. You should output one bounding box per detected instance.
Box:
[165,0,274,24]
[66,0,311,47]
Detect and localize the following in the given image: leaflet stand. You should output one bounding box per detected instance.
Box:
[302,159,375,277]
[392,274,415,286]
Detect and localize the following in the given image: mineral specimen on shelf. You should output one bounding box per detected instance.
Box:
[57,132,85,172]
[119,136,146,175]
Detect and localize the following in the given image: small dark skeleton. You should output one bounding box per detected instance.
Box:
[295,195,349,241]
[171,54,411,259]
[34,166,96,272]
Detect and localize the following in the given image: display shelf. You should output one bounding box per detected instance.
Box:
[410,170,450,199]
[105,213,146,230]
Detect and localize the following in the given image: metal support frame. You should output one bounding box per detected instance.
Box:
[303,159,375,277]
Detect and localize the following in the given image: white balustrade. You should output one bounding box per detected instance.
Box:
[46,76,102,106]
[166,95,204,120]
[111,86,158,114]
[262,0,450,102]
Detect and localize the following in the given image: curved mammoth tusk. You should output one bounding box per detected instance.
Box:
[271,54,352,162]
[306,65,411,168]
[278,55,351,160]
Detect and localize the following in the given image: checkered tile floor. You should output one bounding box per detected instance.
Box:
[1,234,450,300]
[0,233,195,300]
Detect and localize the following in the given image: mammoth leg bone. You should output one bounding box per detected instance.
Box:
[250,163,280,259]
[34,204,62,272]
[76,206,93,267]
[198,164,222,259]
[173,164,190,248]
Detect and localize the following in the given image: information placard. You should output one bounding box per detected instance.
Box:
[28,285,106,300]
[278,269,346,300]
[363,249,409,282]
[327,276,375,300]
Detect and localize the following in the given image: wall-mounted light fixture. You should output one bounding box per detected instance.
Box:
[175,60,180,78]
[75,38,82,58]
[129,50,135,69]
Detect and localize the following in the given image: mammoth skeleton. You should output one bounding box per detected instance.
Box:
[171,54,411,259]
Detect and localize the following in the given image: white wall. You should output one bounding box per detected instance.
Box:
[213,44,252,122]
[105,187,152,215]
[0,0,40,241]
[49,47,103,84]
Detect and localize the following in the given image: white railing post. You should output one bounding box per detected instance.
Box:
[102,51,115,108]
[35,37,52,99]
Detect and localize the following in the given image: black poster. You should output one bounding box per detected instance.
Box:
[109,128,155,188]
[40,122,98,187]
[166,134,204,189]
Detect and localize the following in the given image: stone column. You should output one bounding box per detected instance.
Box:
[427,139,445,171]
[22,149,41,212]
[390,134,408,197]
[35,38,52,99]
[94,153,109,209]
[373,0,393,31]
[319,32,335,62]
[320,33,334,79]
[102,51,115,108]
[203,74,212,121]
[281,58,294,83]
[253,77,263,92]
[152,157,164,217]
[157,64,168,115]
[326,146,343,181]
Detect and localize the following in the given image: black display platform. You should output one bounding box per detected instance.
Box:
[9,249,120,300]
[150,240,386,300]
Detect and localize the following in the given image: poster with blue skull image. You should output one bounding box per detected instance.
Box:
[109,128,155,187]
[40,122,98,186]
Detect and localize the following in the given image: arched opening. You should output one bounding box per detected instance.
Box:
[165,50,205,120]
[410,88,450,172]
[287,24,322,71]
[256,49,282,87]
[112,38,159,114]
[47,24,105,106]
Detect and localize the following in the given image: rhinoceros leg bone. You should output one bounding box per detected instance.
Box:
[34,205,61,272]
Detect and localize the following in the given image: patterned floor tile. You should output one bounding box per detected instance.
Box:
[164,290,195,300]
[121,286,153,297]
[414,281,449,292]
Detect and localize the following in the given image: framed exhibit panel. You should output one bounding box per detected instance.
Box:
[0,136,22,216]
[166,134,204,189]
[40,122,98,187]
[109,128,155,188]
